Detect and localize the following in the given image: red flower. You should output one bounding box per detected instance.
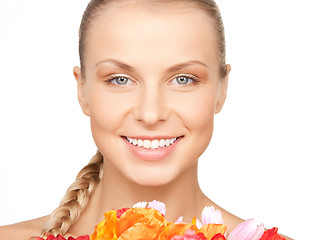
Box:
[211,233,226,240]
[260,228,286,240]
[31,234,89,240]
[196,232,208,240]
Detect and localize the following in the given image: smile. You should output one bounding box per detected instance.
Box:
[125,136,179,149]
[122,136,183,161]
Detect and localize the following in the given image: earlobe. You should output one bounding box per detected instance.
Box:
[215,64,231,114]
[73,66,90,116]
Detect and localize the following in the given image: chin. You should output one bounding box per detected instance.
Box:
[127,166,180,187]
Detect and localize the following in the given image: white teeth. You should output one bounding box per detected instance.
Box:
[143,140,151,149]
[137,139,143,147]
[151,139,159,149]
[159,139,165,147]
[126,137,179,149]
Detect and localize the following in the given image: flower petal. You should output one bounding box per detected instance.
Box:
[133,201,148,208]
[171,229,205,240]
[259,227,286,240]
[158,222,197,240]
[117,218,166,240]
[228,219,262,240]
[117,207,166,237]
[116,207,130,218]
[201,206,224,225]
[148,200,166,215]
[175,216,184,224]
[195,219,203,229]
[211,233,227,240]
[251,223,265,240]
[90,211,117,240]
[198,224,227,240]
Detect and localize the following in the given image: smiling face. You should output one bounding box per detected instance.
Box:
[74,1,230,186]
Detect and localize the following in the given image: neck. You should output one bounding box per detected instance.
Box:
[69,160,211,236]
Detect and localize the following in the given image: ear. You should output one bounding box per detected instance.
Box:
[73,66,90,116]
[215,64,231,114]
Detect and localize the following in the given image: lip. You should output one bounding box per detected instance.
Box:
[124,135,180,140]
[122,136,183,161]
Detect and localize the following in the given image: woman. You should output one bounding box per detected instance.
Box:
[0,0,294,239]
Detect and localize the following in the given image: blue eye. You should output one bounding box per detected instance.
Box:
[105,75,135,86]
[170,74,200,86]
[105,74,200,87]
[175,76,193,84]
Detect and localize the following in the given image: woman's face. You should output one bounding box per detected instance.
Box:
[74,2,230,186]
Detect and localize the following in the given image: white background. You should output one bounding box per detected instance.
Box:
[0,1,318,239]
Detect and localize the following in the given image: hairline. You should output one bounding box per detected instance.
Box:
[80,0,224,78]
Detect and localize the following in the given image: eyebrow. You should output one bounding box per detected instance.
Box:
[166,60,208,73]
[96,59,135,71]
[96,59,208,73]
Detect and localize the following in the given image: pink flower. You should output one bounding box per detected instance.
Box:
[228,219,265,240]
[171,229,207,240]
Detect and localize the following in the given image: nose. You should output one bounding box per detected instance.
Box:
[132,84,170,126]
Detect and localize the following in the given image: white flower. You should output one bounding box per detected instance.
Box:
[133,201,147,208]
[175,216,184,223]
[132,200,166,215]
[148,200,166,215]
[201,206,224,225]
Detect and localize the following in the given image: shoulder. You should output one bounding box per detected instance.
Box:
[0,216,49,240]
[220,210,294,239]
[201,198,294,239]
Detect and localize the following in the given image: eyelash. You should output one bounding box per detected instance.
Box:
[104,73,200,87]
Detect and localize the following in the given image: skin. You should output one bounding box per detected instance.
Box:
[0,2,293,240]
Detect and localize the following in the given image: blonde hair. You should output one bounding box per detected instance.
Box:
[41,150,103,236]
[41,0,227,236]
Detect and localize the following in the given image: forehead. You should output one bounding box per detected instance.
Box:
[85,1,219,72]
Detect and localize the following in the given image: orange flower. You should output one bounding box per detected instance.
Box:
[90,210,118,240]
[198,224,227,240]
[91,207,167,240]
[158,222,197,240]
[117,207,167,238]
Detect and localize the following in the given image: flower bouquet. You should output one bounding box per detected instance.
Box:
[35,200,286,240]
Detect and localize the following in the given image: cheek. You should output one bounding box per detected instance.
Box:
[170,90,216,132]
[170,89,216,165]
[88,86,129,137]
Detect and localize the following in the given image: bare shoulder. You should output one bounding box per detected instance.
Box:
[202,198,294,239]
[218,207,294,239]
[219,209,294,239]
[0,215,49,240]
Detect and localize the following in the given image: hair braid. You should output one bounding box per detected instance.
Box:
[41,150,103,237]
